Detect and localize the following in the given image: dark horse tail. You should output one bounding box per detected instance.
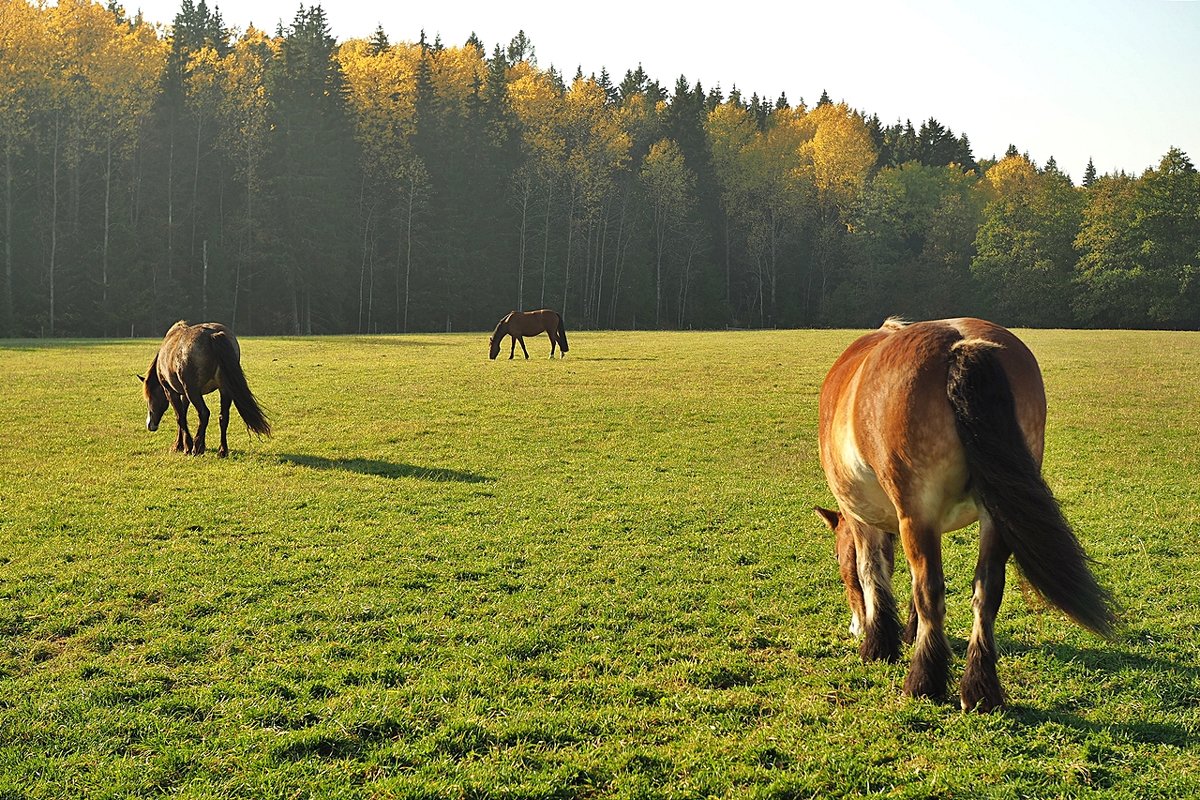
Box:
[211,331,272,437]
[557,313,569,353]
[947,340,1116,637]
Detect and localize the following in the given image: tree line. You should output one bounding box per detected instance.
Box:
[1,0,1197,337]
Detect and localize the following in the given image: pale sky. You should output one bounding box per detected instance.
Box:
[128,0,1200,182]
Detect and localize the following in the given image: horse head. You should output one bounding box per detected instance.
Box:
[815,506,871,639]
[140,370,169,432]
[488,317,509,359]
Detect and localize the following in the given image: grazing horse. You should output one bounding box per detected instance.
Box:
[140,321,272,457]
[489,309,569,360]
[814,317,1115,711]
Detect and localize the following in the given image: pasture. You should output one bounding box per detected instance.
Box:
[0,328,1197,798]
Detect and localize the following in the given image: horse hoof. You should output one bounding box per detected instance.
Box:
[217,448,228,459]
[961,690,1005,712]
[962,697,1004,713]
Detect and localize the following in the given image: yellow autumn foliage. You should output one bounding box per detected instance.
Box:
[804,101,875,210]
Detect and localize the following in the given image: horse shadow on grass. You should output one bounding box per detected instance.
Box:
[276,453,491,484]
[997,635,1198,747]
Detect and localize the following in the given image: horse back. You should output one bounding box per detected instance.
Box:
[509,309,558,336]
[155,321,234,396]
[819,318,1046,534]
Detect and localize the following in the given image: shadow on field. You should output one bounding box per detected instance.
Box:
[1005,638,1197,746]
[566,356,658,362]
[277,453,491,483]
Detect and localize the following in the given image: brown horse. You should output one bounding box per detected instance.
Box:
[140,321,271,457]
[489,309,569,360]
[814,317,1115,711]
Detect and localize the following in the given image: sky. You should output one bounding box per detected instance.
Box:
[127,0,1200,183]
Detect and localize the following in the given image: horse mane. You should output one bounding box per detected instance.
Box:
[492,313,514,340]
[142,352,164,403]
[880,316,909,331]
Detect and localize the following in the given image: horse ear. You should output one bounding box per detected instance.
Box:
[813,506,841,531]
[136,374,145,383]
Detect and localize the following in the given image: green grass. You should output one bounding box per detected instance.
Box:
[0,328,1198,798]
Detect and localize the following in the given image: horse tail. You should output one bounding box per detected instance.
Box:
[947,339,1116,637]
[556,313,569,353]
[211,331,272,437]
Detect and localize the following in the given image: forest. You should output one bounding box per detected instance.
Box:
[1,0,1197,337]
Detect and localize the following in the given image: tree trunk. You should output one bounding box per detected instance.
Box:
[202,239,209,319]
[517,174,530,311]
[49,115,60,337]
[102,132,113,335]
[400,173,416,333]
[190,114,202,260]
[724,213,731,323]
[357,176,369,333]
[562,187,575,318]
[233,145,252,332]
[540,179,552,308]
[167,130,175,280]
[3,145,14,335]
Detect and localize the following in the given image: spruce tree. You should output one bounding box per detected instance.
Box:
[368,24,389,54]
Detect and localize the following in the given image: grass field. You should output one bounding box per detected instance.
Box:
[0,327,1198,799]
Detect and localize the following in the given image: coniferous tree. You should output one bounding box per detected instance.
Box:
[265,4,356,333]
[1,2,1194,335]
[368,24,389,55]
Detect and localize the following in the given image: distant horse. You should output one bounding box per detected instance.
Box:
[489,309,569,360]
[140,321,271,457]
[814,317,1115,711]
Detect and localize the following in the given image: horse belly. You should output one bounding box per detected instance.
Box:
[919,480,979,534]
[906,422,979,534]
[828,427,900,532]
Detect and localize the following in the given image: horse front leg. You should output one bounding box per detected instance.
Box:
[901,520,951,701]
[217,391,232,458]
[961,510,1011,711]
[168,391,192,454]
[518,336,529,359]
[509,335,517,359]
[852,521,902,663]
[189,391,210,456]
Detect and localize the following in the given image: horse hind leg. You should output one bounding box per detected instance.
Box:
[853,522,903,663]
[901,520,952,701]
[961,510,1011,711]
